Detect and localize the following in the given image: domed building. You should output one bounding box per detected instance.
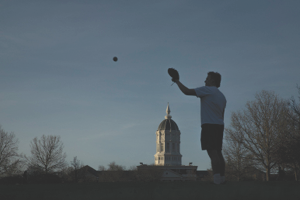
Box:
[138,103,198,181]
[154,103,182,166]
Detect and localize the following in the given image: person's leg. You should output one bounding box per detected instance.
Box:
[207,150,221,174]
[215,125,225,183]
[207,149,221,184]
[217,150,226,184]
[202,124,225,184]
[217,150,225,177]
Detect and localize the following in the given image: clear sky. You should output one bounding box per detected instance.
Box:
[1,0,300,171]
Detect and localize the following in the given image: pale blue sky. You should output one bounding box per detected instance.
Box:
[1,0,299,170]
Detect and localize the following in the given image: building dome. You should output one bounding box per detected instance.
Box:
[157,103,179,131]
[158,119,179,131]
[155,103,182,166]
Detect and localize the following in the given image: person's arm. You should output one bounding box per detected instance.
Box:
[174,80,196,96]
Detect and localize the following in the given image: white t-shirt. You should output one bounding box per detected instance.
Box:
[194,86,226,125]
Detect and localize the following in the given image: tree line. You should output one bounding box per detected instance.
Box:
[223,88,300,181]
[0,128,158,183]
[0,88,299,183]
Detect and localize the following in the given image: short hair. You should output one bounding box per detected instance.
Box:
[208,72,221,87]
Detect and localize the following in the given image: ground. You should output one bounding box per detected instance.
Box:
[0,181,300,200]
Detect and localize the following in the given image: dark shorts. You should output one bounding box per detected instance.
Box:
[201,124,224,151]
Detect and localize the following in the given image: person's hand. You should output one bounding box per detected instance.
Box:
[172,78,179,83]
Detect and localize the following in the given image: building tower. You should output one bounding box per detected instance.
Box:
[154,103,182,166]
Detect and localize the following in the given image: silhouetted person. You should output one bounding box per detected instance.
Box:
[172,71,226,184]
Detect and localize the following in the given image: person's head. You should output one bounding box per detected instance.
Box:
[205,72,221,87]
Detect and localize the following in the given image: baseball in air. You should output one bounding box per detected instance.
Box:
[113,57,118,62]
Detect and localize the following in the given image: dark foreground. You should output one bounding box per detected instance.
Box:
[1,181,300,200]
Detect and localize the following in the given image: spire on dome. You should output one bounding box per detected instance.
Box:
[165,102,172,119]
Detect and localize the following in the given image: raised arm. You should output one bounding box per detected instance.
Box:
[174,80,196,96]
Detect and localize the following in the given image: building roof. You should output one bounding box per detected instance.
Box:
[158,119,179,131]
[157,103,179,131]
[79,165,99,177]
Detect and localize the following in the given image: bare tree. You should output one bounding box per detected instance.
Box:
[106,162,126,182]
[273,127,300,180]
[98,165,106,171]
[273,86,300,180]
[223,128,257,181]
[107,161,126,171]
[288,85,300,127]
[27,135,67,173]
[287,86,300,180]
[70,156,84,182]
[226,90,289,181]
[70,156,84,170]
[98,162,127,182]
[0,126,24,177]
[59,166,74,182]
[128,165,137,171]
[98,162,127,171]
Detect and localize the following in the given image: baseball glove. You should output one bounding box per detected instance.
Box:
[168,68,179,83]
